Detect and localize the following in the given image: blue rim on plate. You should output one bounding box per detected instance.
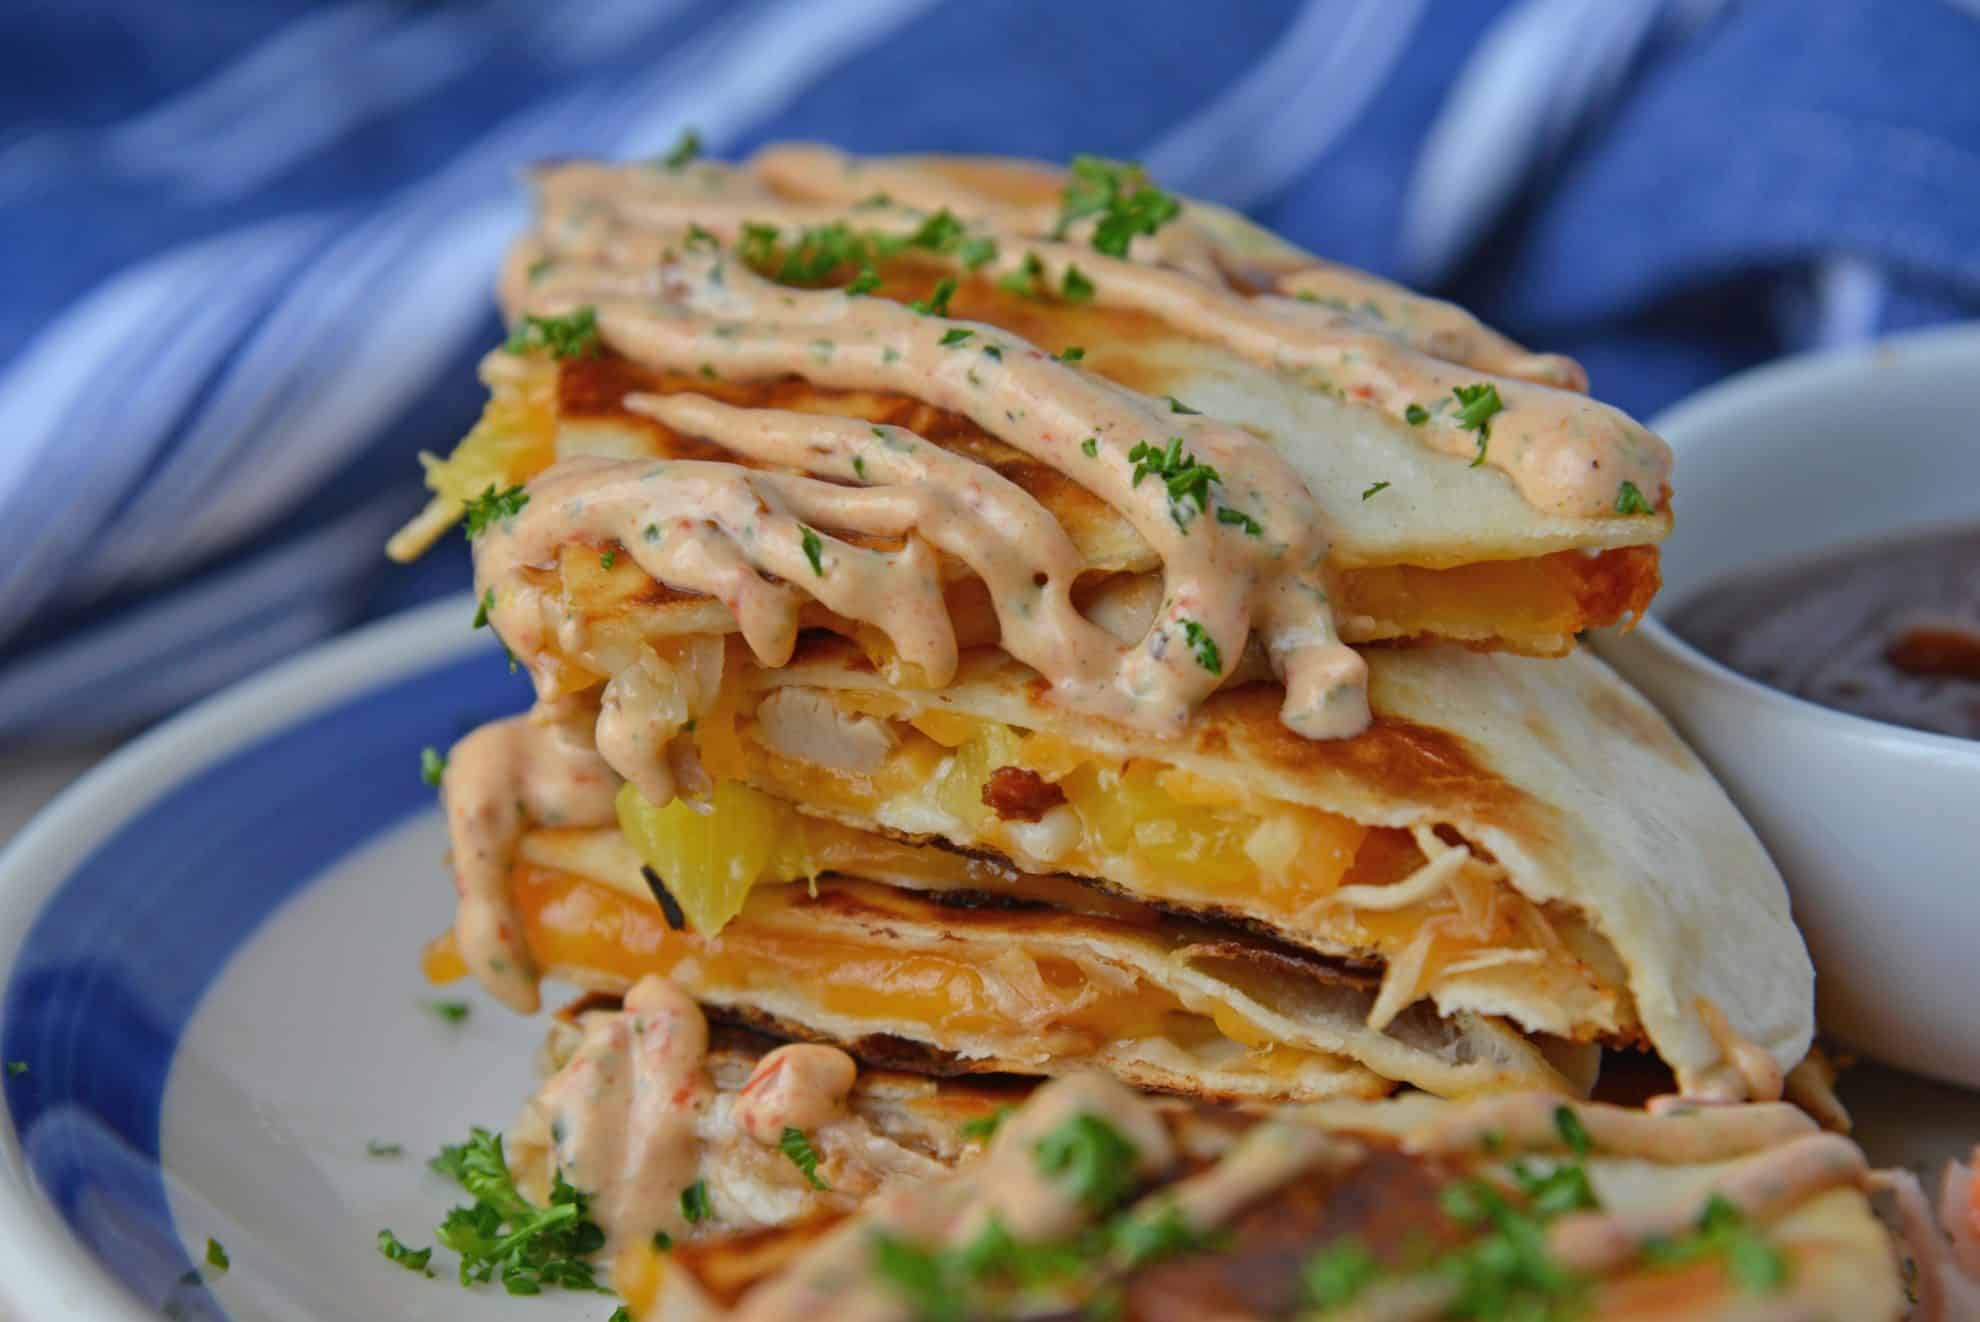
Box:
[0,599,519,1320]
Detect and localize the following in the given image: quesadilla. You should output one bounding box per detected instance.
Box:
[658,1072,1913,1322]
[389,145,1668,698]
[407,143,1805,1109]
[428,630,1811,1105]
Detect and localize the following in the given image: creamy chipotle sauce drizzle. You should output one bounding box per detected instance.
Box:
[522,156,1668,519]
[488,237,1369,743]
[441,700,620,1011]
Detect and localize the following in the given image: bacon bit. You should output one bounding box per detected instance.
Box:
[980,765,1066,822]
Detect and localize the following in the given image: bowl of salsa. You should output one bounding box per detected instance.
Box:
[1594,321,1980,1089]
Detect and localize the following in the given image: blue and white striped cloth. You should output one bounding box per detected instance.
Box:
[3,0,1977,742]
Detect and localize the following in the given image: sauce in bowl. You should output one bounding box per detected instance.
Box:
[1665,525,1980,740]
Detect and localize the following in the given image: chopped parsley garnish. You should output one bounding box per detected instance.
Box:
[660,128,701,170]
[1127,437,1221,526]
[1554,1105,1592,1157]
[739,221,781,270]
[960,1106,1013,1142]
[1181,620,1222,674]
[1164,395,1200,415]
[462,483,529,538]
[1060,264,1096,302]
[205,1238,229,1273]
[5,1061,26,1077]
[870,1232,965,1322]
[779,1127,830,1190]
[1362,481,1391,500]
[680,1179,713,1224]
[1216,507,1262,537]
[910,277,958,317]
[1080,437,1100,458]
[600,548,617,569]
[852,455,868,480]
[427,999,471,1025]
[377,1229,434,1277]
[610,1309,632,1322]
[939,327,975,347]
[420,746,446,788]
[799,526,825,576]
[1403,403,1430,426]
[958,235,999,271]
[526,258,553,284]
[981,343,1002,361]
[1614,480,1654,515]
[1055,155,1181,257]
[503,305,600,360]
[1641,1194,1789,1294]
[1055,345,1085,362]
[997,251,1045,297]
[652,1230,672,1252]
[684,222,719,251]
[845,265,882,296]
[1108,1204,1218,1269]
[367,1140,404,1158]
[1435,1176,1586,1319]
[1033,1112,1139,1215]
[1302,1237,1380,1308]
[425,1128,609,1294]
[1451,382,1503,466]
[907,208,965,253]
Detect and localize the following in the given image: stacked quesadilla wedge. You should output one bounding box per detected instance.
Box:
[399,146,1813,1125]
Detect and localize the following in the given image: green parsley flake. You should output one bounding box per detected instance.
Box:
[1080,437,1100,458]
[1108,1204,1215,1269]
[1164,395,1200,415]
[1451,382,1503,466]
[684,222,719,251]
[844,265,882,296]
[661,128,701,170]
[503,306,600,360]
[799,526,825,576]
[1554,1105,1592,1157]
[938,327,974,347]
[1060,264,1096,302]
[981,344,1002,361]
[1403,403,1430,425]
[1302,1237,1380,1308]
[680,1179,713,1225]
[959,1107,1013,1142]
[1055,345,1085,362]
[427,1000,471,1026]
[377,1229,434,1277]
[461,483,529,538]
[205,1238,229,1273]
[601,548,617,569]
[910,277,958,317]
[609,1309,632,1322]
[1362,481,1391,500]
[420,746,446,788]
[779,1128,830,1190]
[652,1230,672,1251]
[1055,156,1182,257]
[1615,480,1654,515]
[472,589,494,629]
[1127,437,1221,524]
[998,251,1046,297]
[1181,620,1222,674]
[5,1061,26,1077]
[908,208,965,253]
[1033,1111,1140,1214]
[1216,507,1262,537]
[957,235,999,271]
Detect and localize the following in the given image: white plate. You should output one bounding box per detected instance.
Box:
[0,595,1972,1321]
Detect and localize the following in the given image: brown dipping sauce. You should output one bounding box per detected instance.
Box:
[1666,525,1980,740]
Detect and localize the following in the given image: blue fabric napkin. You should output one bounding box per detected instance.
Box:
[1,0,1975,741]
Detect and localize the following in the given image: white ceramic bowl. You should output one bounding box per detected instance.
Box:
[1594,322,1980,1091]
